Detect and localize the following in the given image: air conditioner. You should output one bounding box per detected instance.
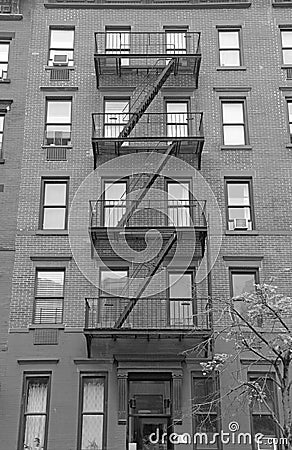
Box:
[234,218,248,230]
[52,54,69,66]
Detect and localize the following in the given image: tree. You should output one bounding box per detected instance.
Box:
[192,284,292,449]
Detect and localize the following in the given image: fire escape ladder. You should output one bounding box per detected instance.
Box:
[116,141,178,228]
[113,231,177,328]
[118,58,176,142]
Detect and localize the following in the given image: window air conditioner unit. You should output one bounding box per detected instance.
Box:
[234,218,248,230]
[53,54,69,66]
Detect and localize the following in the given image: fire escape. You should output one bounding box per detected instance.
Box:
[85,31,209,357]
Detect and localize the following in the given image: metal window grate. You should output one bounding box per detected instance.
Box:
[46,146,67,161]
[50,68,70,81]
[33,328,59,345]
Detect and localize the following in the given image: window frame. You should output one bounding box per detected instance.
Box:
[165,98,190,138]
[0,113,5,158]
[224,177,255,231]
[101,178,128,227]
[0,41,10,79]
[44,98,72,147]
[280,28,292,67]
[167,270,196,327]
[221,99,248,146]
[48,26,75,67]
[287,99,292,143]
[248,372,279,449]
[39,178,69,231]
[77,372,108,450]
[191,372,220,448]
[103,97,130,140]
[18,372,51,450]
[229,267,259,298]
[217,28,242,68]
[33,268,65,324]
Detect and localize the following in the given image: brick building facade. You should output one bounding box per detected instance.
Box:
[0,0,292,449]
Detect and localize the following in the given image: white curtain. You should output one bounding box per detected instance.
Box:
[24,380,47,449]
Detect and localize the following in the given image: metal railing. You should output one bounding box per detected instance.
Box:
[0,0,20,14]
[95,32,201,56]
[89,199,207,228]
[92,112,204,142]
[85,297,211,330]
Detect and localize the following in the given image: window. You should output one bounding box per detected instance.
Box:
[167,181,191,226]
[165,29,187,55]
[230,269,258,298]
[221,101,247,146]
[281,29,292,66]
[44,99,72,146]
[0,114,4,156]
[48,28,74,67]
[104,99,129,140]
[103,180,127,227]
[105,27,130,65]
[166,101,189,138]
[40,179,68,230]
[34,269,65,324]
[20,375,50,450]
[249,374,278,442]
[225,179,254,230]
[79,375,107,450]
[287,100,292,143]
[192,375,219,442]
[0,42,9,79]
[218,29,241,67]
[168,272,193,327]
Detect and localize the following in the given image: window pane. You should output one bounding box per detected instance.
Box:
[252,415,276,436]
[169,273,192,298]
[223,125,245,145]
[105,100,129,114]
[104,182,126,200]
[50,29,74,49]
[229,207,251,220]
[83,378,105,413]
[219,31,239,49]
[0,115,4,132]
[24,416,46,450]
[222,103,244,123]
[283,49,292,65]
[0,43,9,61]
[26,379,48,413]
[281,31,292,48]
[167,182,189,200]
[220,50,240,67]
[232,273,255,297]
[195,414,218,434]
[81,415,103,450]
[166,102,187,114]
[43,208,66,229]
[36,271,64,297]
[47,101,71,123]
[100,270,128,295]
[227,183,250,205]
[166,32,187,52]
[44,183,66,206]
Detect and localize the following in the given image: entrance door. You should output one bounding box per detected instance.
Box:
[128,379,172,450]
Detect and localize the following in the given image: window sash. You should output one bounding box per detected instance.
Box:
[226,180,252,230]
[222,102,246,145]
[21,376,50,450]
[48,29,74,66]
[219,30,241,67]
[281,30,292,65]
[192,376,219,436]
[0,42,9,78]
[165,31,187,54]
[230,271,257,298]
[45,101,72,146]
[249,374,278,438]
[34,270,65,324]
[41,181,68,230]
[79,376,106,450]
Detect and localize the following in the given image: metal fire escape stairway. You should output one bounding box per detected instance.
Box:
[115,57,177,152]
[110,58,180,329]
